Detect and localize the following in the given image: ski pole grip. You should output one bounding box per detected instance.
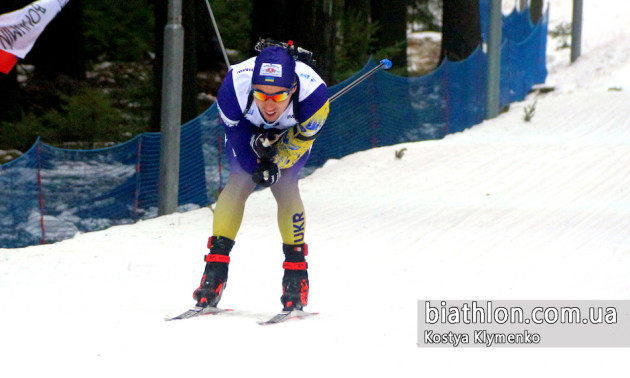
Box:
[379,59,392,70]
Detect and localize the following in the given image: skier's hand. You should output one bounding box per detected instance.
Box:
[250,131,281,161]
[252,160,281,187]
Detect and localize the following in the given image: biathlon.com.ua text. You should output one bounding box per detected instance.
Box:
[417,300,630,348]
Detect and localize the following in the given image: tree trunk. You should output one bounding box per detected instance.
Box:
[520,0,528,11]
[334,0,371,81]
[440,0,482,62]
[293,0,336,84]
[150,0,166,132]
[530,0,543,24]
[250,0,337,84]
[371,0,408,72]
[194,0,224,71]
[250,0,293,53]
[181,0,198,124]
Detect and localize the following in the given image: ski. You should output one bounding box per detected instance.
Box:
[257,310,318,325]
[165,306,231,321]
[166,306,317,324]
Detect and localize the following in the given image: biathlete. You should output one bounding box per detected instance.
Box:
[193,42,329,311]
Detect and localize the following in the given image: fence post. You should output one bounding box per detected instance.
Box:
[158,0,184,216]
[571,0,583,63]
[36,139,45,245]
[486,0,502,119]
[134,134,143,219]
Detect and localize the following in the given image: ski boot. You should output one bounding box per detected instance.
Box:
[281,243,309,311]
[193,236,235,307]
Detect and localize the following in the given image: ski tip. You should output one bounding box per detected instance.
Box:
[257,310,318,325]
[165,306,232,321]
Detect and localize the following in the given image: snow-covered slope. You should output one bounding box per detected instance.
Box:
[2,1,630,376]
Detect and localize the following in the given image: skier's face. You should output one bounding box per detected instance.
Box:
[252,84,296,123]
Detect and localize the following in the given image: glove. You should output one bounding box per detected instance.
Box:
[252,160,281,187]
[250,131,280,161]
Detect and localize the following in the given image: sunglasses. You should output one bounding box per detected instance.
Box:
[251,84,295,102]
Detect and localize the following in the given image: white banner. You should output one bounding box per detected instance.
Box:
[0,0,69,59]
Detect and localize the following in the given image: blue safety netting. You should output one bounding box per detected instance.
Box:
[480,1,539,43]
[0,8,548,248]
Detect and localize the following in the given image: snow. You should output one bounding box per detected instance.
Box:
[2,1,630,376]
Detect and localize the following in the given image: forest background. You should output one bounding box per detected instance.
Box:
[0,0,543,160]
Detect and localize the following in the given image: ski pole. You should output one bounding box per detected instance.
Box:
[329,59,392,103]
[204,0,231,69]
